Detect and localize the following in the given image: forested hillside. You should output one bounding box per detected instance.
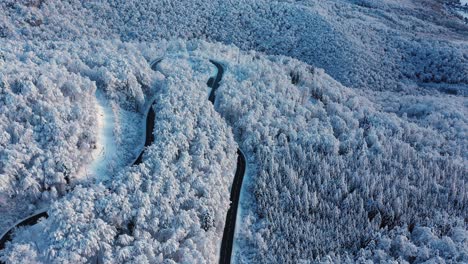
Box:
[0,52,96,215]
[213,52,467,263]
[1,0,467,92]
[0,0,467,263]
[1,40,466,263]
[0,40,165,230]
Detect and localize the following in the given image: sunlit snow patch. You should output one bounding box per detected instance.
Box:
[88,90,117,182]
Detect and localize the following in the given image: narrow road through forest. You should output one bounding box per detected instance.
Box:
[0,211,48,254]
[132,99,156,166]
[206,60,246,264]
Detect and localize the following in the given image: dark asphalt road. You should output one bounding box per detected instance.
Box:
[207,60,224,104]
[133,57,162,165]
[133,100,156,166]
[0,211,48,252]
[220,150,246,264]
[150,58,164,72]
[207,60,246,264]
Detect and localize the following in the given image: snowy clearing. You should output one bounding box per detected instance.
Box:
[78,91,116,182]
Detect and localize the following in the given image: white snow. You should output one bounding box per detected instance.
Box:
[456,9,468,19]
[87,91,117,182]
[1,38,466,264]
[0,0,467,260]
[456,0,468,19]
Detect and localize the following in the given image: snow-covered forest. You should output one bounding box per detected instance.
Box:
[0,41,240,263]
[0,40,164,231]
[1,0,467,92]
[1,0,467,263]
[0,49,96,216]
[214,52,467,263]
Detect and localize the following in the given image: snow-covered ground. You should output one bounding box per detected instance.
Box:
[87,91,117,182]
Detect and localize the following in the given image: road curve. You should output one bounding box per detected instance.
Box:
[132,99,156,166]
[150,58,164,72]
[207,60,224,104]
[0,211,48,253]
[0,59,163,258]
[131,58,163,165]
[206,60,246,264]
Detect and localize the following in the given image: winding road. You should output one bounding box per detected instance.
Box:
[207,60,246,264]
[207,60,224,104]
[131,58,164,166]
[132,99,156,166]
[1,58,243,264]
[0,59,163,257]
